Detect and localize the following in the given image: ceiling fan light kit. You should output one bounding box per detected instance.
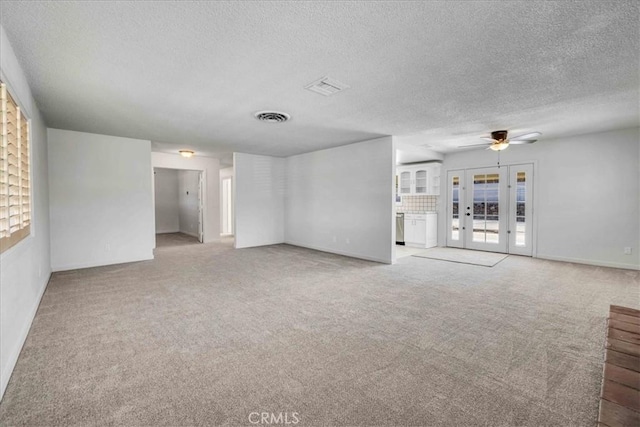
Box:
[489,142,509,151]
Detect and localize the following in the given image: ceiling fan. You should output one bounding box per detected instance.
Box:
[461,130,541,151]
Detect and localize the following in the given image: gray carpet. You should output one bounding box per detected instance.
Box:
[1,239,639,426]
[156,232,201,248]
[412,247,509,267]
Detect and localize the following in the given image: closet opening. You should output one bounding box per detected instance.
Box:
[153,167,204,248]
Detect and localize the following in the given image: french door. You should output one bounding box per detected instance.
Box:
[446,164,533,255]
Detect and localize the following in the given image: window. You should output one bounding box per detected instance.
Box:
[0,82,31,253]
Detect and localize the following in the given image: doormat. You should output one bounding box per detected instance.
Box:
[412,247,508,267]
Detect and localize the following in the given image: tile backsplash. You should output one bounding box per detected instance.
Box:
[397,195,438,213]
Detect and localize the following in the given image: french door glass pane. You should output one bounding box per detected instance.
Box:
[472,173,500,244]
[516,171,526,246]
[451,176,459,240]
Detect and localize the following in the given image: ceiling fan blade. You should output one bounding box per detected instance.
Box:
[509,140,537,145]
[510,131,541,141]
[481,137,497,142]
[458,143,492,148]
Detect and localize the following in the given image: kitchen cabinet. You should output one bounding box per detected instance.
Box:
[404,213,437,248]
[399,171,411,194]
[396,163,441,195]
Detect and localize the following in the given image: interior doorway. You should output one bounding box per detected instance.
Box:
[153,167,204,247]
[446,163,534,255]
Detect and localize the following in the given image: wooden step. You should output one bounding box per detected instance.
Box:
[602,379,640,412]
[610,311,640,326]
[608,318,640,334]
[607,338,640,358]
[603,363,640,390]
[606,349,640,373]
[610,305,640,318]
[597,305,640,427]
[608,327,640,346]
[598,399,640,427]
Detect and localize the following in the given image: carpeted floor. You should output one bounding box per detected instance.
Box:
[1,240,638,426]
[412,247,509,267]
[156,232,201,248]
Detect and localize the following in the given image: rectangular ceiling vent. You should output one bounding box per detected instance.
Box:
[305,76,350,96]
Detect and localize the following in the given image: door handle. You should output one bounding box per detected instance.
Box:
[466,213,470,216]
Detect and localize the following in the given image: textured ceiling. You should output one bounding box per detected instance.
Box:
[1,1,638,159]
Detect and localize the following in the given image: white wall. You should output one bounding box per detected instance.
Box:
[285,136,395,264]
[178,170,200,238]
[151,152,220,243]
[48,129,155,271]
[441,127,640,270]
[220,167,234,235]
[154,168,179,233]
[234,153,285,248]
[0,26,52,399]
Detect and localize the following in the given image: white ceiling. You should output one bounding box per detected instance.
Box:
[2,1,638,162]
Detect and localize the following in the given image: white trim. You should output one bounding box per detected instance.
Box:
[52,253,154,273]
[0,271,51,399]
[156,229,180,234]
[536,253,639,271]
[284,240,391,264]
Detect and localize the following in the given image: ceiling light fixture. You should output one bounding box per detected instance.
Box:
[179,150,195,158]
[489,142,509,151]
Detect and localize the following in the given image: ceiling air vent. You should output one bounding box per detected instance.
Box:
[305,76,350,96]
[254,111,290,123]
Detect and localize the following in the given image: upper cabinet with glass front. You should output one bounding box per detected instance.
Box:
[399,171,411,194]
[396,163,441,195]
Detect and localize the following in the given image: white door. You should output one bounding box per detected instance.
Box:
[465,167,508,252]
[447,164,534,255]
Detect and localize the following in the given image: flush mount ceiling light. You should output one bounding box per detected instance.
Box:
[179,150,195,158]
[254,111,291,123]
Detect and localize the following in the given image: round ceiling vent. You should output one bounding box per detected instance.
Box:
[254,111,290,123]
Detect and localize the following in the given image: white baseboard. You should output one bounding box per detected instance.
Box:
[284,240,392,264]
[536,253,639,270]
[156,229,179,234]
[1,271,51,400]
[52,252,154,273]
